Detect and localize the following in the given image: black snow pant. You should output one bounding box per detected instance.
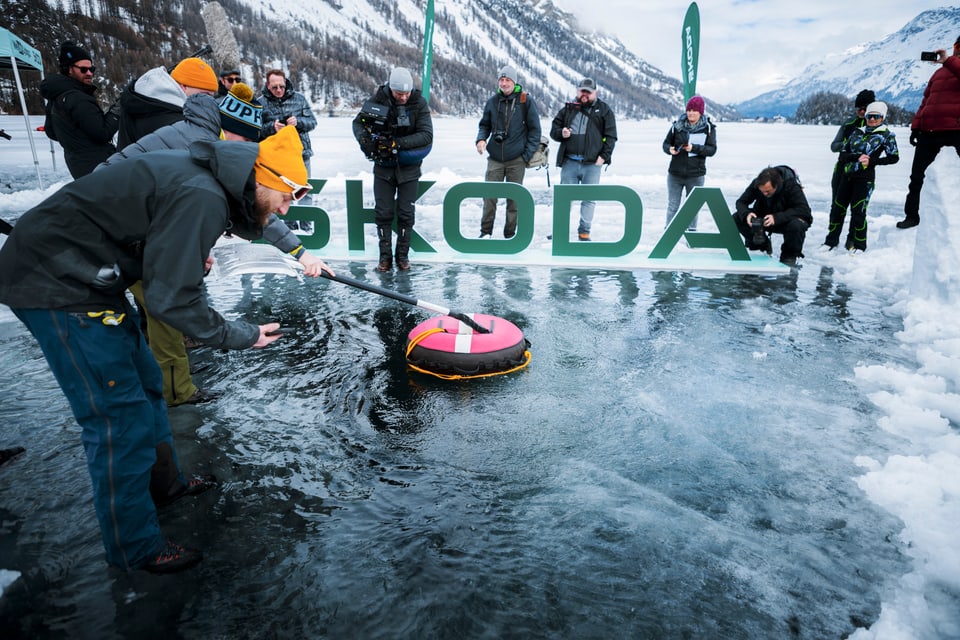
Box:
[904,130,960,222]
[825,178,873,251]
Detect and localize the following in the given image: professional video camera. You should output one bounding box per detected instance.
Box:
[357,100,397,162]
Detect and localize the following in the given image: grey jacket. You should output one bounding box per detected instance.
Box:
[0,142,268,350]
[96,94,302,255]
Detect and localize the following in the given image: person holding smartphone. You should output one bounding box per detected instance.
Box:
[899,36,960,229]
[662,95,717,232]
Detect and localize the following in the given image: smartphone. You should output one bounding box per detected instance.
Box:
[266,327,295,337]
[921,51,938,62]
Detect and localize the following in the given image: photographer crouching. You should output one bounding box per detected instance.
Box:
[734,165,812,266]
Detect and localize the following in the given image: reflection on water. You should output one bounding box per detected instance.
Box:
[0,262,911,639]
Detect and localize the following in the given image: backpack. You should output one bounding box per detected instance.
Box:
[514,91,548,170]
[527,136,549,169]
[776,165,801,188]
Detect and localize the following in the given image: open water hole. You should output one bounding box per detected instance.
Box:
[0,259,912,639]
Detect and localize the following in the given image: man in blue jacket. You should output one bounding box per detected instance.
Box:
[475,65,541,239]
[0,127,319,574]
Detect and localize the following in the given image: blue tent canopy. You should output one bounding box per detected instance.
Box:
[1,26,48,188]
[0,27,44,71]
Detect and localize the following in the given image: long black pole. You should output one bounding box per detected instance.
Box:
[319,271,491,334]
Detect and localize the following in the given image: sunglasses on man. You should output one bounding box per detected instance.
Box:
[223,76,241,84]
[72,65,96,75]
[255,163,312,201]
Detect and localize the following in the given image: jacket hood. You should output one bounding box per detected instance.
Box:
[187,139,259,228]
[498,84,524,97]
[40,73,96,100]
[133,66,186,109]
[182,93,222,133]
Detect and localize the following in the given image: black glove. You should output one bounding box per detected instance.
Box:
[359,133,377,157]
[909,130,919,147]
[374,135,398,160]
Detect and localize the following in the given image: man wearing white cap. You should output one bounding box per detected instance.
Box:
[475,64,541,239]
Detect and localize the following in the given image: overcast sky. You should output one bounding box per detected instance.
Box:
[553,1,951,105]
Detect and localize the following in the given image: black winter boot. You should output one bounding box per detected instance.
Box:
[395,226,412,271]
[376,225,393,271]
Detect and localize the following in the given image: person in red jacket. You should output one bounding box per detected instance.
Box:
[899,36,960,229]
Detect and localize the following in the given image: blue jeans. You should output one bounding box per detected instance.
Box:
[666,173,705,231]
[559,161,603,233]
[13,308,176,570]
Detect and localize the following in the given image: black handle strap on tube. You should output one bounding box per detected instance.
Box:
[319,271,491,334]
[0,218,13,235]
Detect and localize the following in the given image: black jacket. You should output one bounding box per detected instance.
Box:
[662,115,717,178]
[550,98,617,167]
[39,73,119,178]
[735,166,813,226]
[476,86,541,163]
[117,79,183,149]
[260,78,317,158]
[0,141,266,350]
[352,85,433,180]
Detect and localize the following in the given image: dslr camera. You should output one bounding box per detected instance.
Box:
[493,130,506,144]
[750,214,767,246]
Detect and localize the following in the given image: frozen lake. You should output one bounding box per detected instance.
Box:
[1,115,958,639]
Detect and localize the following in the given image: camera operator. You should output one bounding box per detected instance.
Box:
[475,65,541,239]
[734,166,812,266]
[352,67,433,271]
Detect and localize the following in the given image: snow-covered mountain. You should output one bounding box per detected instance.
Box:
[8,0,736,119]
[227,0,738,119]
[735,7,960,119]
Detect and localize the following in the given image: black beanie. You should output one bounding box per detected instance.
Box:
[58,42,92,69]
[855,89,876,109]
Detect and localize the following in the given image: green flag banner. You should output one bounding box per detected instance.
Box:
[421,0,436,102]
[681,2,700,103]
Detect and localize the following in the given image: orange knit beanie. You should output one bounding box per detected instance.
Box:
[255,126,307,192]
[170,57,218,92]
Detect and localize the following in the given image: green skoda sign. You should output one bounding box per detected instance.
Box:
[277,178,778,272]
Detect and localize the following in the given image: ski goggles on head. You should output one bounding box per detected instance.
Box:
[255,162,312,201]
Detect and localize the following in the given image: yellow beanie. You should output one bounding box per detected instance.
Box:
[255,126,307,192]
[170,57,218,92]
